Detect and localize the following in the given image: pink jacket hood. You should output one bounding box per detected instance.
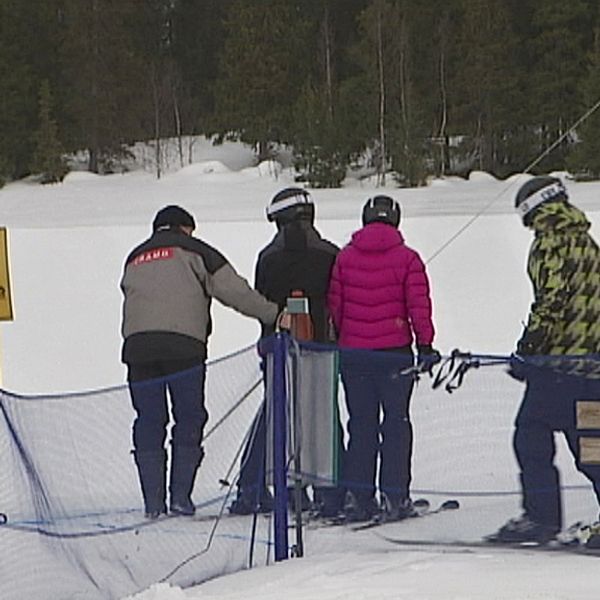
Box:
[350,221,405,252]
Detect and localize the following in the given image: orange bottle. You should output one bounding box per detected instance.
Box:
[287,290,314,342]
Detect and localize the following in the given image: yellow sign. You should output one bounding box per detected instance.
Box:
[0,228,13,321]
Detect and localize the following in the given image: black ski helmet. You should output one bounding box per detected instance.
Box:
[515,176,568,226]
[266,187,315,226]
[362,195,401,228]
[152,205,196,232]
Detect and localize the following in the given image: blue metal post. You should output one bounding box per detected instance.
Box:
[272,333,289,561]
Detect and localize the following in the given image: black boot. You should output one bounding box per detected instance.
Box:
[169,445,204,516]
[313,486,345,518]
[229,488,273,515]
[133,449,167,519]
[288,486,312,512]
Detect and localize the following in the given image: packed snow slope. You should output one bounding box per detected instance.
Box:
[1,139,599,599]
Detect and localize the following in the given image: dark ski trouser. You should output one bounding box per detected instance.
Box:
[127,359,208,513]
[340,350,415,504]
[127,359,208,451]
[514,368,600,530]
[237,400,269,501]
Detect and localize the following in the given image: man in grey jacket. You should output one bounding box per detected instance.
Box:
[121,205,278,519]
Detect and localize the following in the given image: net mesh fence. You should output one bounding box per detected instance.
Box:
[0,345,272,600]
[1,342,599,599]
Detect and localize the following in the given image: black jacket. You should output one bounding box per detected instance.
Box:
[255,221,339,342]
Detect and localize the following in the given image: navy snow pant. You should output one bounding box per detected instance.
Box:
[127,359,208,452]
[514,368,600,530]
[237,400,269,501]
[340,350,415,505]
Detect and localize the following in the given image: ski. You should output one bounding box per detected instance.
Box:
[305,498,459,531]
[380,519,600,556]
[552,520,600,548]
[352,498,459,531]
[379,535,600,557]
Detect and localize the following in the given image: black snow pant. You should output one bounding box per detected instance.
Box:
[236,400,270,503]
[127,358,208,451]
[127,358,208,513]
[514,367,600,530]
[340,349,415,506]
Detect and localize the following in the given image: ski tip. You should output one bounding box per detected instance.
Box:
[413,498,430,508]
[0,513,7,525]
[441,499,460,510]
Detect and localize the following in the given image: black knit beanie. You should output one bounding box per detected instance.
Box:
[152,205,196,232]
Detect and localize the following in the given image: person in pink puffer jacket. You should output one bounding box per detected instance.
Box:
[327,195,439,522]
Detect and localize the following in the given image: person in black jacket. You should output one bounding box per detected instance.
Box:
[229,187,345,517]
[121,205,278,519]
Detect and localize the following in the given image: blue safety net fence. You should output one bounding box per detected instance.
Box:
[0,345,271,600]
[2,340,600,599]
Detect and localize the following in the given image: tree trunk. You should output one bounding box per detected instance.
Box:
[88,147,98,173]
[257,140,272,162]
[377,4,386,187]
[89,0,100,173]
[173,88,184,169]
[151,66,161,180]
[322,5,334,121]
[437,16,449,177]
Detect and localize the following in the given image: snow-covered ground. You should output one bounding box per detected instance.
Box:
[1,138,599,599]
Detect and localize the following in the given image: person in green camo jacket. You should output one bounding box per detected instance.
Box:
[490,176,600,546]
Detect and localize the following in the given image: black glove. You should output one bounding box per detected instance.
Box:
[417,345,442,373]
[516,328,545,356]
[507,353,527,382]
[257,336,275,357]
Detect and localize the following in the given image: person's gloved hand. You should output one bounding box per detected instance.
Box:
[516,328,545,356]
[507,352,527,382]
[417,345,442,373]
[257,337,273,358]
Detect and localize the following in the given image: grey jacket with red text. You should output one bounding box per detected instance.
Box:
[120,229,278,346]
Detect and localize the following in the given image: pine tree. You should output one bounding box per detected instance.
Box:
[292,83,348,187]
[405,0,459,178]
[30,80,68,183]
[567,27,600,178]
[383,0,431,186]
[60,0,149,173]
[171,0,234,130]
[527,0,595,172]
[290,0,366,187]
[211,0,312,161]
[0,32,31,182]
[347,0,431,187]
[0,0,64,180]
[449,0,522,176]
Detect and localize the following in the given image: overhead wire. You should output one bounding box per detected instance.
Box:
[425,96,600,264]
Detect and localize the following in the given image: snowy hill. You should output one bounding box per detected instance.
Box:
[1,143,599,599]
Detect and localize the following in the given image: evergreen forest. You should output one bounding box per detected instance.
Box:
[3,0,600,187]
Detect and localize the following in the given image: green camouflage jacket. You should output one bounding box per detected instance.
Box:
[519,201,600,356]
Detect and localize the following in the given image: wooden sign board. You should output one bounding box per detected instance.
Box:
[0,228,14,321]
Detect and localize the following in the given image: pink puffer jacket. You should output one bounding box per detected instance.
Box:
[327,222,435,349]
